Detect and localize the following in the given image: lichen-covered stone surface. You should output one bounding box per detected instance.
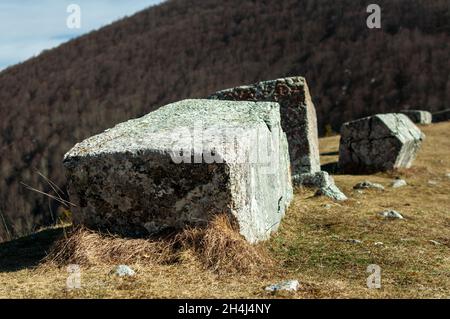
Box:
[400,110,432,125]
[64,99,293,243]
[208,76,320,176]
[339,113,425,173]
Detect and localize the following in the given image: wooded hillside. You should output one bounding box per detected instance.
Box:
[0,0,448,241]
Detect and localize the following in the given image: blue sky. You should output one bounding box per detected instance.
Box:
[0,0,163,71]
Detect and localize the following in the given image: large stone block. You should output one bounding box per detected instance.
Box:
[400,110,432,125]
[338,113,425,173]
[432,109,450,122]
[208,76,320,176]
[64,99,293,243]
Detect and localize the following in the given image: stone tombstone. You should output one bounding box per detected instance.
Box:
[208,76,320,176]
[432,109,450,123]
[64,99,293,243]
[339,113,425,173]
[400,110,432,125]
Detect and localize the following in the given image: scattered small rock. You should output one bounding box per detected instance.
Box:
[380,210,404,219]
[353,181,385,191]
[315,184,348,201]
[347,239,362,244]
[429,240,442,246]
[428,180,438,186]
[374,242,384,246]
[445,173,450,179]
[265,280,299,292]
[392,179,407,188]
[323,204,332,209]
[296,171,348,201]
[114,265,136,277]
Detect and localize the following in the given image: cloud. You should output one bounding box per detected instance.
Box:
[0,0,162,70]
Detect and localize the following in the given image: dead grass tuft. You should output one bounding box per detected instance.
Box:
[175,215,274,275]
[45,227,175,266]
[44,215,273,275]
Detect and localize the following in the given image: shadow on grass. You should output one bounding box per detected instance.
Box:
[320,151,339,156]
[0,227,66,272]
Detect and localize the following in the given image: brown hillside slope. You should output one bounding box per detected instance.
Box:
[0,0,449,240]
[0,122,448,298]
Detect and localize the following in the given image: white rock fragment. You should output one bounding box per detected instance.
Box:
[265,280,299,292]
[392,179,407,188]
[315,184,348,201]
[353,181,385,191]
[295,171,347,201]
[299,171,348,201]
[380,210,404,219]
[429,240,442,246]
[374,242,384,246]
[114,265,135,277]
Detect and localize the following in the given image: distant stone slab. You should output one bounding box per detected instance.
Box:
[64,99,293,243]
[432,109,450,122]
[208,76,320,176]
[400,110,432,125]
[339,113,425,173]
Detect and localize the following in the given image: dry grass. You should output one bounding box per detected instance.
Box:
[0,122,449,298]
[44,215,273,276]
[45,227,175,266]
[175,215,273,275]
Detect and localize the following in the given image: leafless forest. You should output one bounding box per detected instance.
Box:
[0,0,448,241]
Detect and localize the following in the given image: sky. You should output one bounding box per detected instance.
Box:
[0,0,163,71]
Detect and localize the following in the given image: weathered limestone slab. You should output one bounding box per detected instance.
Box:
[339,113,425,173]
[400,110,432,125]
[208,76,320,176]
[64,99,293,243]
[432,109,450,122]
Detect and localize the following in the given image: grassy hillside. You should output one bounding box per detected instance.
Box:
[1,122,448,299]
[0,0,449,241]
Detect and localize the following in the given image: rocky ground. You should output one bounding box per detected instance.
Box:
[0,122,448,298]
